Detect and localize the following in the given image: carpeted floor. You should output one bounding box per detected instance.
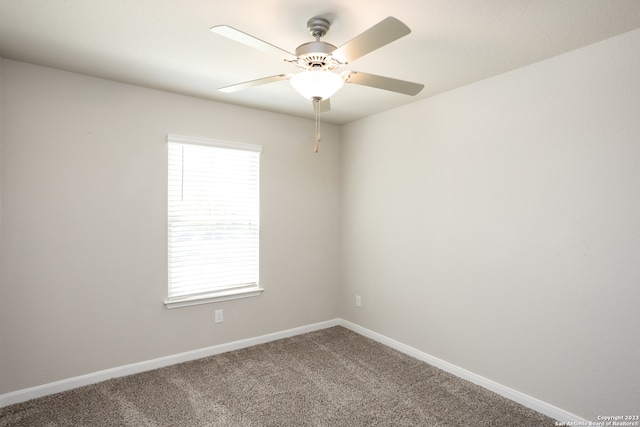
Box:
[0,326,556,426]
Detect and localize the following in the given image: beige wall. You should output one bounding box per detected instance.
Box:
[339,29,640,421]
[0,60,341,393]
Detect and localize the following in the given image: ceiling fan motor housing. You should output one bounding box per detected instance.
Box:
[286,17,344,71]
[294,41,341,71]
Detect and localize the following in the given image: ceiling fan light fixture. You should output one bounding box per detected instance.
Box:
[290,69,344,100]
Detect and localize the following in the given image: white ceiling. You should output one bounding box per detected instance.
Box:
[1,0,639,124]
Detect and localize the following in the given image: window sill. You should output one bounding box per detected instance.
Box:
[164,287,264,309]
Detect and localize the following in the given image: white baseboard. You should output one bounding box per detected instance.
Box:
[337,319,588,424]
[0,317,587,424]
[0,318,340,408]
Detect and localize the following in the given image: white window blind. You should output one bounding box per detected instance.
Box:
[167,135,261,307]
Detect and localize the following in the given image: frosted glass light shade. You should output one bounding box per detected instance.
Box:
[290,70,344,100]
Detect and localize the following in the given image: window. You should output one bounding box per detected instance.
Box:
[164,134,263,309]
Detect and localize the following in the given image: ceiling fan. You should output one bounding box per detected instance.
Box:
[210,16,424,151]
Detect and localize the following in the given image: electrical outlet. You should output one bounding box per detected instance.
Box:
[215,309,223,323]
[355,295,361,307]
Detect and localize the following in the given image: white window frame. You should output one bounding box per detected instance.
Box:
[164,134,263,309]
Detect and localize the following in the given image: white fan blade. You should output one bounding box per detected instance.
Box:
[219,74,292,93]
[331,17,411,64]
[343,71,424,96]
[210,25,297,61]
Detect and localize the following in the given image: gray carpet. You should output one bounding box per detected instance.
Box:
[0,326,556,426]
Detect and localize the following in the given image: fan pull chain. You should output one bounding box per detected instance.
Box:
[314,97,321,153]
